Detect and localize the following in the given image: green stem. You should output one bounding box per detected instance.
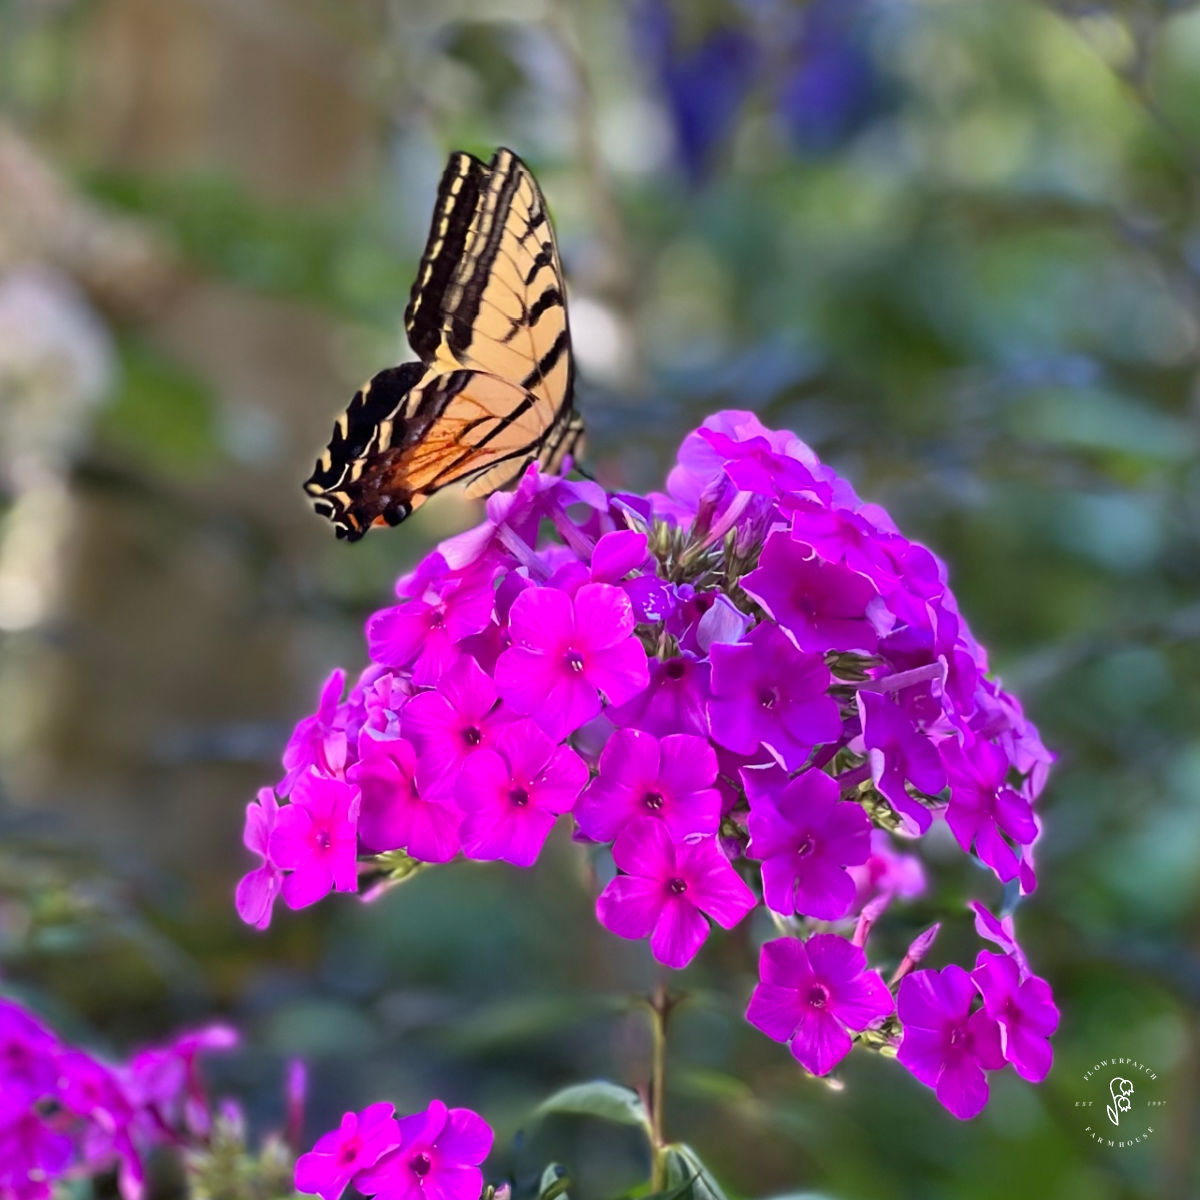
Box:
[647,982,675,1191]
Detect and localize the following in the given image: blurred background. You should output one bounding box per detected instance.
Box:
[0,0,1197,1197]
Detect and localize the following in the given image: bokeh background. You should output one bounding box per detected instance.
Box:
[1,1,1198,1197]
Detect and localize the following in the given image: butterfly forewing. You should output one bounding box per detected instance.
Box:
[305,147,581,540]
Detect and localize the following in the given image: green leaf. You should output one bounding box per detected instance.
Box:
[538,1163,571,1200]
[534,1081,652,1133]
[663,1144,729,1200]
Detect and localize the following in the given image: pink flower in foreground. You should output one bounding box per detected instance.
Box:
[456,720,588,867]
[294,1103,401,1200]
[350,738,460,862]
[268,772,361,909]
[897,965,1005,1119]
[401,655,514,789]
[972,952,1059,1083]
[356,1100,492,1200]
[494,583,649,740]
[595,819,755,969]
[746,935,893,1075]
[575,729,721,844]
[235,788,282,930]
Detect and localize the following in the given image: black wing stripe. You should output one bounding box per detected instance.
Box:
[520,328,569,391]
[406,154,485,363]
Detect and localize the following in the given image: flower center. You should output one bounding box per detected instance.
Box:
[643,791,664,811]
[807,984,829,1010]
[462,726,482,747]
[663,659,686,681]
[409,1151,432,1177]
[795,834,815,858]
[428,610,445,630]
[509,786,530,807]
[948,1026,967,1049]
[667,877,688,895]
[337,1138,361,1165]
[315,829,332,851]
[564,649,585,673]
[757,687,779,711]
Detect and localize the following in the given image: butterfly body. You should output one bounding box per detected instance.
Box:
[306,148,583,540]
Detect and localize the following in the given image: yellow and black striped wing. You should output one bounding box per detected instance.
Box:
[304,147,583,540]
[406,147,575,427]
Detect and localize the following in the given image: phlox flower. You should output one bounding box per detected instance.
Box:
[969,901,1030,977]
[707,623,840,769]
[280,670,348,795]
[971,952,1058,1083]
[745,934,892,1075]
[941,736,1037,883]
[269,772,361,909]
[745,768,871,919]
[897,965,1005,1119]
[494,583,649,740]
[401,655,514,788]
[0,1114,73,1193]
[858,690,946,834]
[456,720,588,867]
[0,1001,59,1118]
[848,828,927,911]
[294,1103,401,1200]
[235,788,282,930]
[349,738,460,862]
[356,1099,492,1200]
[740,530,886,653]
[607,655,710,738]
[595,819,755,969]
[575,729,721,844]
[367,572,496,686]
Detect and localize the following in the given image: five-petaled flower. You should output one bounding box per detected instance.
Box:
[596,818,756,969]
[294,1103,402,1200]
[495,583,650,740]
[269,772,361,909]
[746,935,893,1075]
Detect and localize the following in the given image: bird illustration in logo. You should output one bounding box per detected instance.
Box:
[1107,1076,1134,1126]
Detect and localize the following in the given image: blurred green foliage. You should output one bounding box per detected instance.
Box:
[1,1,1198,1199]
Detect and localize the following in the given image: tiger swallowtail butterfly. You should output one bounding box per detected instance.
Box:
[305,147,585,540]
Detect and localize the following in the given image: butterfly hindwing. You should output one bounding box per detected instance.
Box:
[305,147,582,539]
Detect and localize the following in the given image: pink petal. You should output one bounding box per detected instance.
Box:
[596,875,663,940]
[573,583,634,652]
[436,1108,494,1164]
[759,936,812,987]
[282,863,334,910]
[789,1009,852,1076]
[589,638,650,708]
[508,587,574,652]
[650,897,709,968]
[935,1057,990,1120]
[611,817,676,878]
[235,867,278,930]
[804,933,867,985]
[601,728,661,790]
[494,646,566,717]
[745,982,803,1043]
[657,734,717,794]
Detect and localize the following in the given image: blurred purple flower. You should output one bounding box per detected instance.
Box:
[235,787,282,930]
[295,1103,401,1200]
[356,1099,492,1200]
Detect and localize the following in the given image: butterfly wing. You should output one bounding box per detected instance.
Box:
[305,148,583,539]
[304,365,576,541]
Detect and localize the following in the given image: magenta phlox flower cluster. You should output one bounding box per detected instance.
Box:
[0,996,237,1200]
[239,410,1057,1120]
[295,1099,492,1200]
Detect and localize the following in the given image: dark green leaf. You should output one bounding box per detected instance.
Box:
[534,1081,652,1133]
